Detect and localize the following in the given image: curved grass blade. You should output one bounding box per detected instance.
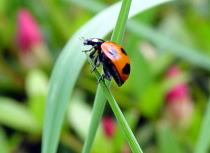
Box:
[111,0,132,43]
[41,1,171,153]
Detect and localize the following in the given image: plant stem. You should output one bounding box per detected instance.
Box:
[81,88,106,153]
[82,0,132,153]
[86,54,143,153]
[111,0,132,43]
[100,84,143,153]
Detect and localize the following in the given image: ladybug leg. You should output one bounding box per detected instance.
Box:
[83,45,98,58]
[82,47,93,53]
[104,72,111,81]
[89,45,100,59]
[94,55,100,67]
[97,64,112,83]
[97,74,105,83]
[91,55,100,72]
[103,64,112,81]
[89,49,97,59]
[100,54,111,81]
[97,53,111,83]
[97,71,111,84]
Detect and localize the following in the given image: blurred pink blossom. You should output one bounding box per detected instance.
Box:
[164,66,193,127]
[102,116,116,138]
[165,66,190,103]
[17,8,42,52]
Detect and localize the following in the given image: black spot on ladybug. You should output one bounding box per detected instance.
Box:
[122,64,130,75]
[121,48,127,55]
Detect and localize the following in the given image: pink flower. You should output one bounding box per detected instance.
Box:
[102,116,116,138]
[165,66,190,103]
[17,8,43,52]
[164,66,193,127]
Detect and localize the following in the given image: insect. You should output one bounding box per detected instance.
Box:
[83,38,130,86]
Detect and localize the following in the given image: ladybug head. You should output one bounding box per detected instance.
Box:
[83,38,104,46]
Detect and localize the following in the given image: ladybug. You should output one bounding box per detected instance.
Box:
[83,38,130,86]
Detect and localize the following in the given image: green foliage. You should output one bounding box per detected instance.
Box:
[157,125,184,153]
[82,0,133,152]
[0,128,9,153]
[0,0,210,153]
[0,97,39,133]
[26,70,47,120]
[42,1,170,153]
[128,21,210,70]
[194,98,210,153]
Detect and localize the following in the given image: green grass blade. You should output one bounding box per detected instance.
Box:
[85,54,143,153]
[100,82,143,153]
[194,98,210,153]
[127,21,210,71]
[82,0,132,152]
[42,1,171,153]
[111,0,132,43]
[81,89,106,153]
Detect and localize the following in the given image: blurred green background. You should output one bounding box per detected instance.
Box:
[0,0,210,153]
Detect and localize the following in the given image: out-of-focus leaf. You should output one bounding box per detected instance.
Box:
[194,98,210,153]
[138,83,165,118]
[128,21,210,71]
[157,125,184,153]
[186,11,210,53]
[0,97,40,133]
[26,70,48,124]
[159,12,195,47]
[69,0,106,13]
[0,0,6,14]
[128,48,152,95]
[68,92,92,139]
[136,124,154,148]
[0,128,9,153]
[139,72,188,118]
[26,70,48,97]
[0,129,22,153]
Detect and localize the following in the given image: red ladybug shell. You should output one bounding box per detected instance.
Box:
[101,41,130,84]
